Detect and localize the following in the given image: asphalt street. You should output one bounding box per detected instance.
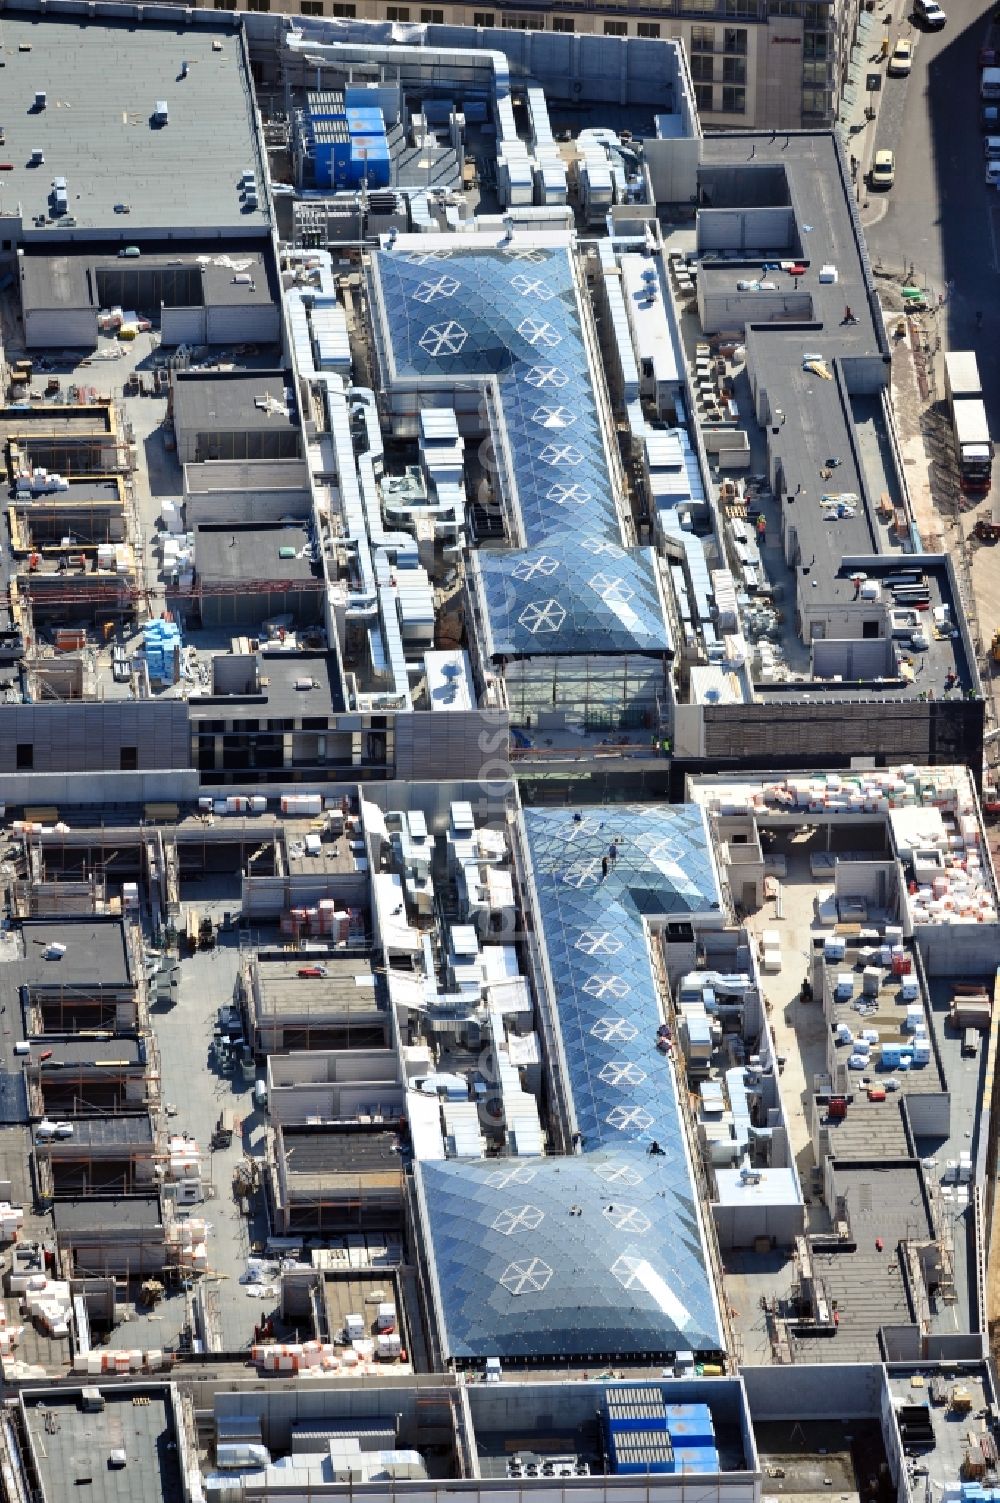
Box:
[865,0,1000,416]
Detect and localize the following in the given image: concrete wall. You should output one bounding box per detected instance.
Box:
[673,701,707,759]
[742,1360,885,1419]
[24,306,97,350]
[712,1197,805,1250]
[161,307,206,346]
[267,1079,404,1125]
[878,1365,907,1502]
[241,870,369,918]
[698,284,812,335]
[812,639,896,681]
[902,1093,950,1141]
[207,303,282,345]
[923,1334,987,1359]
[429,27,684,109]
[267,1047,402,1127]
[200,582,323,631]
[696,206,796,255]
[914,922,999,978]
[185,488,311,526]
[645,136,701,206]
[833,860,899,912]
[0,769,199,806]
[269,1050,398,1087]
[841,352,892,395]
[212,1380,454,1449]
[802,603,890,641]
[881,1325,921,1361]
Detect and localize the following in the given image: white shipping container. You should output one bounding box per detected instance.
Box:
[281,794,323,816]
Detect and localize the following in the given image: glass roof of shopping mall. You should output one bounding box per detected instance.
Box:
[370,241,624,546]
[416,1148,723,1361]
[523,805,720,1151]
[476,538,672,658]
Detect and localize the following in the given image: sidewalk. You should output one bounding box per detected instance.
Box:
[836,0,902,217]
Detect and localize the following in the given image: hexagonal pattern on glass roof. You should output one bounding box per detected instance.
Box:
[370,242,623,546]
[415,1149,722,1361]
[477,539,672,658]
[523,805,720,1152]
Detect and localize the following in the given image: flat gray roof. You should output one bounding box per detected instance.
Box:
[803,1162,931,1362]
[37,478,123,504]
[41,1115,153,1148]
[37,1038,143,1066]
[698,134,885,609]
[20,918,131,987]
[822,1097,910,1160]
[1,15,269,237]
[20,248,275,312]
[281,1128,401,1177]
[195,523,321,586]
[187,649,346,719]
[886,1369,999,1500]
[184,458,310,494]
[257,651,346,717]
[54,1194,162,1232]
[173,371,297,436]
[22,1386,184,1503]
[696,133,974,700]
[754,556,974,704]
[254,954,379,1020]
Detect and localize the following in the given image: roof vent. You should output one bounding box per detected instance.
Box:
[30,147,44,166]
[180,59,190,78]
[34,90,47,111]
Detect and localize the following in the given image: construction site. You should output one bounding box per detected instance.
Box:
[0,7,999,1503]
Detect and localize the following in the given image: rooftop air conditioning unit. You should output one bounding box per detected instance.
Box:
[30,148,44,166]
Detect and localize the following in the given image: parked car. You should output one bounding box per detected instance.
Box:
[984,135,1000,157]
[915,0,946,27]
[871,149,896,188]
[987,159,1000,186]
[889,37,914,73]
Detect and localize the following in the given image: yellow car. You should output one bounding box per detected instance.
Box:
[889,37,914,74]
[871,149,895,188]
